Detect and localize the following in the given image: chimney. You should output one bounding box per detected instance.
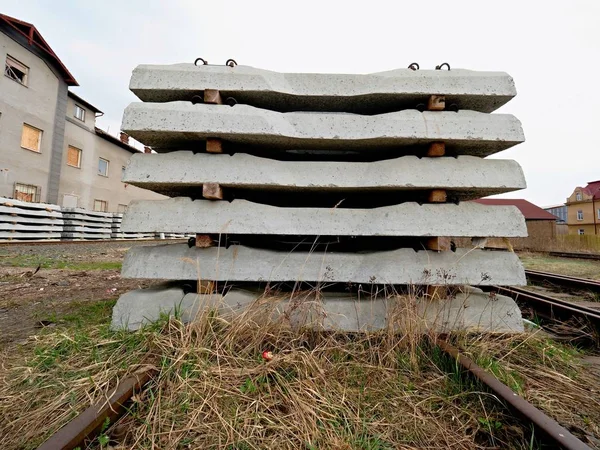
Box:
[144,146,152,154]
[119,132,129,144]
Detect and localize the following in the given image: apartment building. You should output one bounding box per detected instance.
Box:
[0,13,164,211]
[565,180,600,235]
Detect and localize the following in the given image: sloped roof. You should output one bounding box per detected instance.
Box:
[580,180,600,199]
[0,13,78,86]
[473,199,558,220]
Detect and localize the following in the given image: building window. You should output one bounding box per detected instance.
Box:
[117,204,128,213]
[578,229,585,235]
[67,145,82,168]
[577,210,583,221]
[94,199,108,212]
[74,104,86,122]
[98,158,109,176]
[576,192,582,201]
[14,183,41,202]
[598,208,600,220]
[5,55,28,86]
[21,124,42,152]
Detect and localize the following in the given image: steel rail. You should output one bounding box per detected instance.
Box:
[437,339,592,450]
[525,270,600,293]
[36,368,154,450]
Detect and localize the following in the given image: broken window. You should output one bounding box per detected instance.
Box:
[67,146,82,168]
[5,55,28,85]
[14,183,41,202]
[21,124,42,152]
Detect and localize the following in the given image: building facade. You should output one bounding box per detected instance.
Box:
[0,14,163,211]
[565,181,600,235]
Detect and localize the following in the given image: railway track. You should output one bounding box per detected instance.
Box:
[525,269,600,294]
[548,251,600,261]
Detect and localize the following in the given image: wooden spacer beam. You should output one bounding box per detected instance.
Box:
[195,234,214,248]
[428,189,447,203]
[427,142,446,157]
[206,138,223,153]
[425,237,451,252]
[203,89,223,105]
[197,280,216,294]
[427,95,445,111]
[202,183,223,200]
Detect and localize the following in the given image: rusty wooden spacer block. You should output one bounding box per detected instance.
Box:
[202,183,223,200]
[426,237,451,252]
[428,189,447,203]
[206,138,223,153]
[427,95,445,111]
[427,142,446,157]
[426,285,449,300]
[195,234,214,248]
[203,89,223,105]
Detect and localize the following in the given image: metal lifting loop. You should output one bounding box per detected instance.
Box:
[225,97,238,106]
[435,62,451,70]
[408,62,419,71]
[225,59,238,67]
[194,58,208,66]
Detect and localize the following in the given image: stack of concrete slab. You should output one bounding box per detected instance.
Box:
[0,197,63,241]
[110,213,153,239]
[61,208,112,240]
[113,63,528,332]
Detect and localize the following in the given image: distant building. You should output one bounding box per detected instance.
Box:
[473,198,559,242]
[543,204,567,223]
[0,14,164,211]
[565,180,600,235]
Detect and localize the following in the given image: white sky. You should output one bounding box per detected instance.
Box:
[2,0,599,206]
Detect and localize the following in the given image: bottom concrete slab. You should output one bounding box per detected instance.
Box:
[111,286,523,333]
[121,244,526,286]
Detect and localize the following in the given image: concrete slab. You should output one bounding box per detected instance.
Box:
[0,206,62,219]
[63,226,112,233]
[62,215,113,224]
[130,64,516,113]
[0,216,64,226]
[0,232,62,240]
[0,224,63,232]
[111,285,522,333]
[62,208,113,218]
[0,197,60,211]
[61,233,111,239]
[122,103,524,157]
[121,244,526,285]
[122,198,527,237]
[123,152,526,199]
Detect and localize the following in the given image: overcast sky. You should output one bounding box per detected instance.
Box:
[2,0,599,206]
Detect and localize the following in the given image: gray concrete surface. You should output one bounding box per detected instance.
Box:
[130,64,516,113]
[122,198,527,237]
[0,217,64,225]
[0,232,62,240]
[0,224,63,231]
[122,103,524,156]
[111,285,522,333]
[124,152,526,199]
[121,244,526,285]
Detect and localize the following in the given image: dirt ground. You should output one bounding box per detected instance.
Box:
[0,240,182,348]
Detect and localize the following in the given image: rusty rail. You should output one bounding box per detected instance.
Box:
[37,368,154,450]
[525,270,600,294]
[437,339,592,450]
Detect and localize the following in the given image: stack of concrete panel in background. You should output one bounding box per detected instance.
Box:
[110,213,153,239]
[61,208,112,240]
[0,197,63,241]
[114,63,528,332]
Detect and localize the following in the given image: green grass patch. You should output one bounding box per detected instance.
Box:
[0,254,121,271]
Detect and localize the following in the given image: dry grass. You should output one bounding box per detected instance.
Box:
[1,294,599,450]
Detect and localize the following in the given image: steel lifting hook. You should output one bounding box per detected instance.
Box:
[225,59,238,67]
[435,62,451,70]
[194,58,208,66]
[408,62,419,71]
